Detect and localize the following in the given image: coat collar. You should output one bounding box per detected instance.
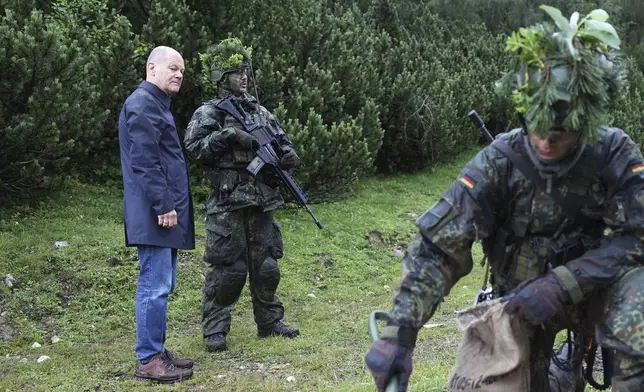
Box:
[139,81,172,109]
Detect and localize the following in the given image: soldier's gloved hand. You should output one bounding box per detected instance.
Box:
[365,337,413,392]
[235,129,259,151]
[280,149,298,169]
[503,272,570,325]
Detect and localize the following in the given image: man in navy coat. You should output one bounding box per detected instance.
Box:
[118,45,195,384]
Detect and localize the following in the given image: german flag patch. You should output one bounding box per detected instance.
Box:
[459,175,476,189]
[631,163,644,173]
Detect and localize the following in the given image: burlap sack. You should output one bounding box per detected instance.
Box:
[448,299,531,392]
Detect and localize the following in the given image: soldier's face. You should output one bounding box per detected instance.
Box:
[150,53,185,96]
[528,130,580,162]
[228,70,248,94]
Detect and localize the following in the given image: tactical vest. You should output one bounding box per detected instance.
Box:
[200,97,288,214]
[208,97,279,170]
[484,133,605,294]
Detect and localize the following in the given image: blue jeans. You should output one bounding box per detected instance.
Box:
[135,246,177,361]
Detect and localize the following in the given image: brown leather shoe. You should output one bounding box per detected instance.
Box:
[134,353,193,384]
[164,349,193,369]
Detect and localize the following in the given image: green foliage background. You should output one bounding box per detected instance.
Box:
[1,0,644,203]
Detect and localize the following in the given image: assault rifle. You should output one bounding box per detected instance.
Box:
[215,98,324,229]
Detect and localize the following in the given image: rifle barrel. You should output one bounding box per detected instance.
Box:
[468,110,495,143]
[304,204,324,229]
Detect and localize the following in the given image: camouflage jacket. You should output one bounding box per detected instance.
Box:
[184,93,294,214]
[392,127,644,330]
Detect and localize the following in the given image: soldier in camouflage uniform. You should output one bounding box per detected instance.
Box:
[366,8,644,392]
[184,38,300,352]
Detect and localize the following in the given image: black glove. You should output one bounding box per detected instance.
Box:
[365,338,413,392]
[235,130,259,151]
[503,272,570,325]
[280,149,298,169]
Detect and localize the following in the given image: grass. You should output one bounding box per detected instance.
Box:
[0,148,602,391]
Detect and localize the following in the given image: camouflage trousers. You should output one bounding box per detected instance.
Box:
[201,207,285,338]
[527,266,644,392]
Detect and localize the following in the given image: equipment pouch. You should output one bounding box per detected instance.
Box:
[548,238,586,267]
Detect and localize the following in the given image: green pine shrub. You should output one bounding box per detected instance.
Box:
[0,7,103,203]
[372,5,511,172]
[611,57,644,143]
[273,105,371,201]
[50,0,140,181]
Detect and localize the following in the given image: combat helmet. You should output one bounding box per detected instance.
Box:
[199,37,253,93]
[496,6,626,142]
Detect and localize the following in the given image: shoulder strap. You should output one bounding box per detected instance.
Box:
[491,139,595,227]
[212,97,248,131]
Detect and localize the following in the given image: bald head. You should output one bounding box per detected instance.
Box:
[146,46,185,96]
[147,46,180,67]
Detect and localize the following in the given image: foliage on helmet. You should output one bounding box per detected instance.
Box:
[495,6,626,142]
[199,37,253,94]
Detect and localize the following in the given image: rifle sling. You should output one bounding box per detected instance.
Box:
[214,97,250,132]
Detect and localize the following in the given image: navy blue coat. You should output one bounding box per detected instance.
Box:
[118,81,195,250]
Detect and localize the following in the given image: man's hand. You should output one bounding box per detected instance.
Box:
[158,209,178,229]
[280,149,298,169]
[235,129,259,150]
[365,338,413,392]
[503,272,570,325]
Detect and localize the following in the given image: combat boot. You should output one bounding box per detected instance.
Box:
[134,352,193,384]
[163,349,193,369]
[205,333,227,352]
[258,321,300,338]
